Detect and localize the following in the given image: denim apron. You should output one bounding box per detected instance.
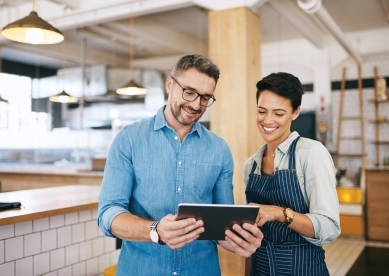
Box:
[246,137,329,276]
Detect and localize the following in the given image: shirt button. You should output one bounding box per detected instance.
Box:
[178,161,181,165]
[177,187,181,192]
[173,272,178,275]
[174,136,178,140]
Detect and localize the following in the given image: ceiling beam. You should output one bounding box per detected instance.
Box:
[104,19,207,55]
[2,40,128,68]
[266,0,326,49]
[45,0,79,9]
[76,28,130,51]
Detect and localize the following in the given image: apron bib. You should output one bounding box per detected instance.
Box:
[246,137,329,276]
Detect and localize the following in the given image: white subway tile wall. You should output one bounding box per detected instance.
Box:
[50,215,65,229]
[34,252,50,275]
[42,229,57,252]
[16,256,33,276]
[0,224,14,240]
[0,209,120,276]
[15,221,33,236]
[0,261,15,276]
[5,236,23,262]
[24,233,41,257]
[33,218,49,232]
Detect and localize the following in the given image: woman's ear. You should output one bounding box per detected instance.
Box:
[292,106,301,120]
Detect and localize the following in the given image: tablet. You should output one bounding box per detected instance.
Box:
[177,203,259,240]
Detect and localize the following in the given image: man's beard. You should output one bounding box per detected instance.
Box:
[170,102,202,126]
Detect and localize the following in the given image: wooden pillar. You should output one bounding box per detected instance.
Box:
[209,7,264,276]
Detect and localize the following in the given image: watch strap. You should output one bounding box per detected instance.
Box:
[150,221,165,245]
[283,208,294,226]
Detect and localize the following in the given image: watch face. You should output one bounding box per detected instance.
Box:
[150,230,159,243]
[286,209,293,218]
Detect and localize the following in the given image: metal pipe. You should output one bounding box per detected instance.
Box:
[297,0,363,64]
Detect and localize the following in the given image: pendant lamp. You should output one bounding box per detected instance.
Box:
[116,17,147,96]
[49,21,77,104]
[1,0,64,45]
[49,90,78,103]
[0,95,9,104]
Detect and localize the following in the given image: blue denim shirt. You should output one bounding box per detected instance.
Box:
[244,132,340,245]
[98,106,234,276]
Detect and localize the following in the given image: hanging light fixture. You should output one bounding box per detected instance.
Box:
[49,15,77,104]
[0,95,9,104]
[116,16,147,96]
[1,0,64,45]
[49,90,78,103]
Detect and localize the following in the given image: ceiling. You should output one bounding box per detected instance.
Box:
[0,0,388,73]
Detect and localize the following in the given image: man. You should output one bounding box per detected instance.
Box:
[98,54,263,276]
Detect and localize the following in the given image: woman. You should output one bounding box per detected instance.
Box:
[245,72,340,276]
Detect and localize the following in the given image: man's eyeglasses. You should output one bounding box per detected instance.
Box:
[170,76,216,107]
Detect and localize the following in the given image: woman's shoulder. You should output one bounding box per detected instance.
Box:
[296,136,327,151]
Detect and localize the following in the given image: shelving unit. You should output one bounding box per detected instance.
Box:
[370,67,389,166]
[334,65,366,168]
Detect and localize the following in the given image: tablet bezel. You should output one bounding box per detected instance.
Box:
[177,203,259,240]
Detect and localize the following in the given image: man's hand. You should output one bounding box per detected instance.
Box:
[219,223,263,258]
[157,214,204,250]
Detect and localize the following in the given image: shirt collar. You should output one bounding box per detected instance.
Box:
[277,131,300,155]
[153,105,202,137]
[255,131,300,158]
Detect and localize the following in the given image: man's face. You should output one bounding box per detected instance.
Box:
[166,68,216,126]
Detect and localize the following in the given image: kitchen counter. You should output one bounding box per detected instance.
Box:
[0,185,100,226]
[0,185,119,275]
[0,164,104,192]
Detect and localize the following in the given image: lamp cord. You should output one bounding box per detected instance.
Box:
[32,0,36,11]
[129,17,134,79]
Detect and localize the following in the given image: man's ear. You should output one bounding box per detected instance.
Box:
[166,76,173,95]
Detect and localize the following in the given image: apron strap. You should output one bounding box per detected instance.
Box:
[288,136,300,170]
[250,161,258,176]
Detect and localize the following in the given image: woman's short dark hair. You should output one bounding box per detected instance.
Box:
[171,54,220,83]
[256,72,304,111]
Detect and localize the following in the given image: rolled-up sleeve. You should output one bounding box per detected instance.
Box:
[301,143,341,245]
[97,127,134,237]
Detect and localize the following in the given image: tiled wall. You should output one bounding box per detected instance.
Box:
[0,209,120,276]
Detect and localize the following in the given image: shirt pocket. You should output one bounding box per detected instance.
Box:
[193,162,221,200]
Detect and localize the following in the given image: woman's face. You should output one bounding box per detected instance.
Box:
[256,90,300,145]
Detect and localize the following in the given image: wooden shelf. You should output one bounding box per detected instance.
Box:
[341,116,362,120]
[369,120,389,124]
[370,141,389,145]
[368,98,389,103]
[339,136,363,140]
[330,153,366,159]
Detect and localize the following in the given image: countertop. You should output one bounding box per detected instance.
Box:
[0,163,104,176]
[0,185,100,226]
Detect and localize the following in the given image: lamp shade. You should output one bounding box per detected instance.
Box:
[1,11,64,45]
[116,79,147,96]
[0,95,9,103]
[49,91,78,103]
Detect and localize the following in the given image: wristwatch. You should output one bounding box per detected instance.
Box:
[149,221,165,245]
[283,208,295,226]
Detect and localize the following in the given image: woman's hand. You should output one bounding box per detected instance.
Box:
[249,203,284,227]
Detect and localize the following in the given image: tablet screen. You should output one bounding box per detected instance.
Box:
[177,203,259,240]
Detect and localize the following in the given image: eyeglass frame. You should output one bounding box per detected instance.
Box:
[170,76,216,107]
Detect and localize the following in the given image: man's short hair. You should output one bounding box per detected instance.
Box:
[171,54,220,83]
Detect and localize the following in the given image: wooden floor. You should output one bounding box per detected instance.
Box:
[324,236,389,276]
